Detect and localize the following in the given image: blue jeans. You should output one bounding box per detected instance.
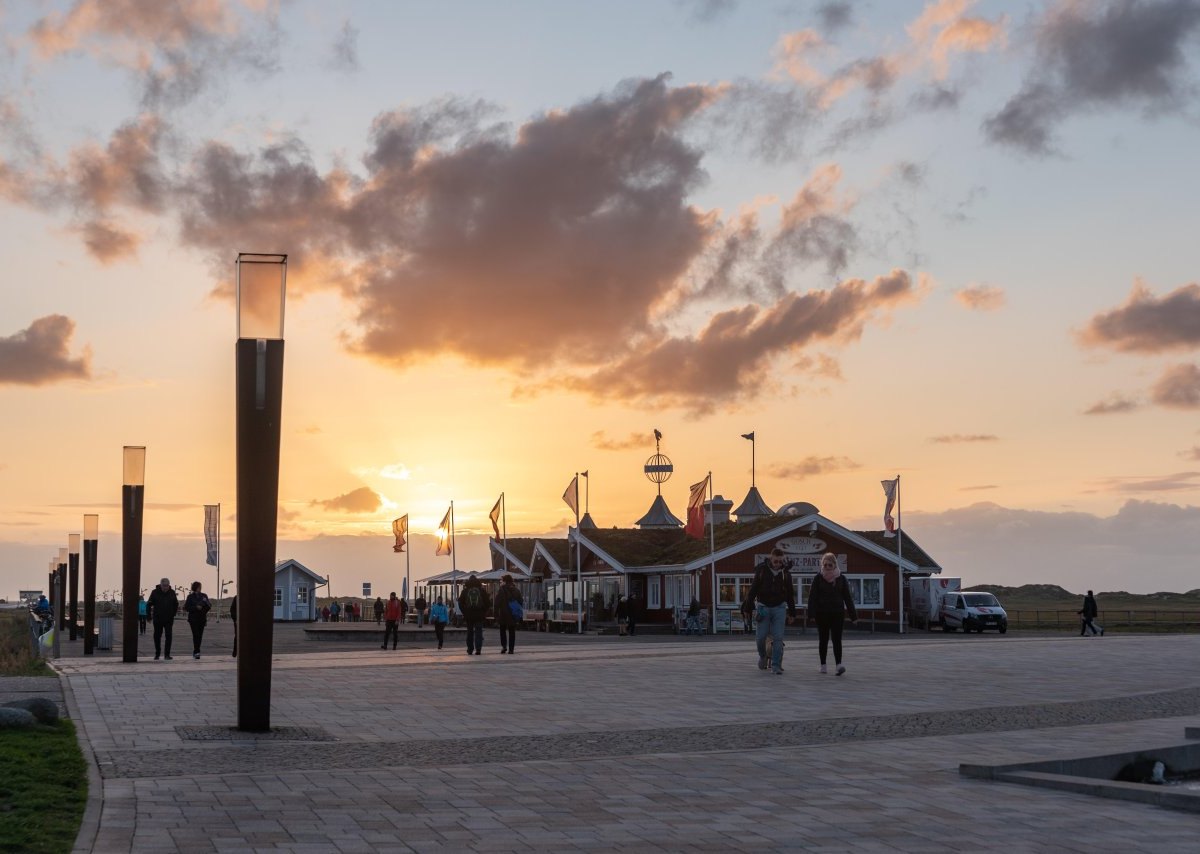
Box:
[465,620,484,653]
[756,604,787,669]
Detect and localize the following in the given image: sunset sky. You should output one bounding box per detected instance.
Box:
[3,0,1200,599]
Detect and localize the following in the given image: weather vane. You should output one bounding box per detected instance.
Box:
[644,428,673,496]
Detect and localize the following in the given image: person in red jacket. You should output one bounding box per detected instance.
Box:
[382,592,403,650]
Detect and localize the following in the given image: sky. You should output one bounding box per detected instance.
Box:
[2,0,1200,599]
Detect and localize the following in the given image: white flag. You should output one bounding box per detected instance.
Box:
[562,476,579,517]
[881,478,898,537]
[435,506,452,556]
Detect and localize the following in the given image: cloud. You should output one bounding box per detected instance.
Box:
[953,283,1005,311]
[1150,363,1200,408]
[1079,279,1200,354]
[377,464,411,481]
[984,0,1200,154]
[0,316,92,385]
[26,0,283,109]
[1083,394,1141,415]
[767,455,861,479]
[554,269,922,413]
[959,484,997,491]
[326,19,359,73]
[1179,446,1200,461]
[591,431,650,452]
[312,487,383,513]
[676,0,738,23]
[815,2,855,34]
[929,433,998,443]
[1091,471,1200,493]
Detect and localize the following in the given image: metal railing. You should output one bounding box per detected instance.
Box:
[1006,609,1200,633]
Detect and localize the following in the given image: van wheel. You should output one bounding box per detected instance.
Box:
[999,625,1007,635]
[942,624,952,633]
[977,626,985,634]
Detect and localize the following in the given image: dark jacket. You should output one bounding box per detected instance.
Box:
[494,583,524,627]
[808,571,857,621]
[1080,594,1098,620]
[742,561,797,617]
[229,595,238,622]
[457,579,490,621]
[147,587,178,624]
[184,591,211,624]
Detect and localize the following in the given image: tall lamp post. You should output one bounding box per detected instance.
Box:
[55,548,66,657]
[235,252,287,732]
[68,534,80,641]
[47,559,57,628]
[83,515,98,655]
[122,446,146,663]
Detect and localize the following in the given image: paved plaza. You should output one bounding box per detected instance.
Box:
[46,623,1200,852]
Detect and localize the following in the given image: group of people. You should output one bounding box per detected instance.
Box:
[143,577,213,660]
[457,572,523,655]
[741,548,857,676]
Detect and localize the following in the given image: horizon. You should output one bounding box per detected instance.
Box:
[4,1,1200,598]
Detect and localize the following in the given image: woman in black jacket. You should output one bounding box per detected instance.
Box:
[184,581,212,660]
[807,553,857,676]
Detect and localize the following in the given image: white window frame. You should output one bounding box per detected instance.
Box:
[717,574,756,608]
[296,585,308,604]
[646,575,661,609]
[273,588,283,607]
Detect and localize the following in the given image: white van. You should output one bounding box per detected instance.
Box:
[941,591,1008,634]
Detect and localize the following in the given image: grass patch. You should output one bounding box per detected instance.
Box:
[0,720,87,854]
[0,611,52,677]
[0,610,87,853]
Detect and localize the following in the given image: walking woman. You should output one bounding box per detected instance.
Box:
[429,596,450,649]
[184,581,212,660]
[494,574,524,654]
[807,553,857,675]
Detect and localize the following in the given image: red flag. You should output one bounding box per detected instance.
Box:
[392,515,408,553]
[685,475,709,539]
[881,478,898,537]
[489,495,502,539]
[436,506,452,555]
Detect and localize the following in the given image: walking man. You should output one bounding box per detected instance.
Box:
[374,596,385,624]
[493,574,523,654]
[1078,590,1103,636]
[146,577,179,661]
[184,581,212,660]
[414,593,428,628]
[382,592,402,650]
[457,574,490,655]
[741,549,796,675]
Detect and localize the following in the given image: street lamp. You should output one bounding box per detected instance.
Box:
[235,252,286,732]
[55,548,66,657]
[68,534,80,641]
[122,446,146,663]
[83,515,98,655]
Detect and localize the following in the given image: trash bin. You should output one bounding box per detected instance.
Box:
[98,615,114,650]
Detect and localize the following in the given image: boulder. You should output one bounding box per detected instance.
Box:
[3,697,60,724]
[0,707,37,729]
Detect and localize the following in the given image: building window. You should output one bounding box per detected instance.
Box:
[296,585,308,604]
[273,588,282,607]
[717,575,757,608]
[796,575,883,609]
[646,575,661,609]
[665,576,692,609]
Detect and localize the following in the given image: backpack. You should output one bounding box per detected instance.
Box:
[508,599,524,621]
[465,586,483,612]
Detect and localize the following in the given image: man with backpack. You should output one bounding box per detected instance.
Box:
[457,574,491,656]
[493,574,524,654]
[741,549,797,675]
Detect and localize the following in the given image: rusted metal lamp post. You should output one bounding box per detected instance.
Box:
[122,446,146,663]
[235,253,287,731]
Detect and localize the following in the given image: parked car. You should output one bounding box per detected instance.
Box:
[941,591,1008,634]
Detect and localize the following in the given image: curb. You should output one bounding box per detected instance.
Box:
[49,661,104,854]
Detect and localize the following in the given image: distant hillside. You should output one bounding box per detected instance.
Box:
[965,584,1200,609]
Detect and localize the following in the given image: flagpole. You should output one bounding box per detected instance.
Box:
[707,472,716,634]
[405,516,410,606]
[751,438,756,487]
[896,476,905,635]
[574,473,581,635]
[215,504,222,623]
[502,492,508,571]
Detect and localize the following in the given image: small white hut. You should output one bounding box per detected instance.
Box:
[273,559,327,621]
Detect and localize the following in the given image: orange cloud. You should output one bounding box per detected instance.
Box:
[1080,279,1200,354]
[312,487,384,514]
[954,283,1005,311]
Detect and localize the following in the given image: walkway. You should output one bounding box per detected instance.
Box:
[52,625,1200,852]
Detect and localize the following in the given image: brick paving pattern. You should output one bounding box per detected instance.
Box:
[48,624,1200,852]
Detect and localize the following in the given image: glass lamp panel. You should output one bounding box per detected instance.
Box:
[236,253,287,339]
[69,534,80,553]
[84,514,99,539]
[58,548,67,563]
[49,559,57,574]
[123,446,146,486]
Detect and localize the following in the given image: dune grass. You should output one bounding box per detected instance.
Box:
[0,611,86,854]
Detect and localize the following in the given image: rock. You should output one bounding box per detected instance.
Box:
[3,697,60,724]
[0,707,37,729]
